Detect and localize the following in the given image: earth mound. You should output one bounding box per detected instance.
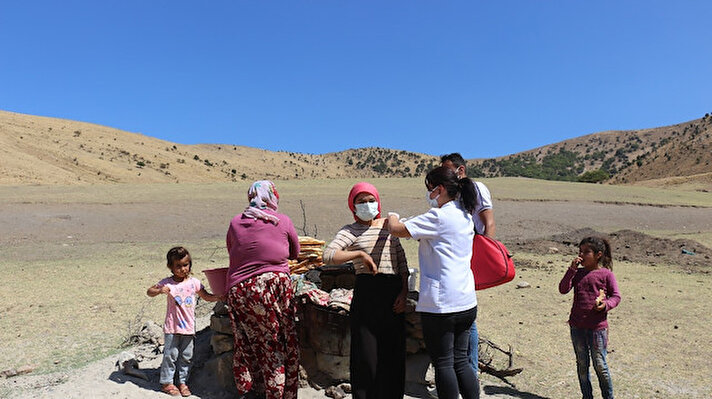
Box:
[512,228,711,273]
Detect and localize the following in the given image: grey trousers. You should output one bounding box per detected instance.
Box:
[160,333,194,385]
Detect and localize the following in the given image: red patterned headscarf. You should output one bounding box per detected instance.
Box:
[347,182,381,221]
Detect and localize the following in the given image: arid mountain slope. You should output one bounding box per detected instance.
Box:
[469,113,712,189]
[2,109,711,189]
[0,110,437,185]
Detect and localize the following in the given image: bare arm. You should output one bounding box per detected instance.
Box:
[324,227,377,274]
[479,209,496,238]
[147,284,170,297]
[387,214,411,238]
[558,262,578,294]
[197,287,222,302]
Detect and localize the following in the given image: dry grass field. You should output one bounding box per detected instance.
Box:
[1,177,711,398]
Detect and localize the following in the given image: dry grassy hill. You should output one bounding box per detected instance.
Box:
[469,113,712,190]
[0,110,438,185]
[2,109,711,190]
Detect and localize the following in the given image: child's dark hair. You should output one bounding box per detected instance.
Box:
[166,246,192,270]
[579,236,613,270]
[425,166,477,214]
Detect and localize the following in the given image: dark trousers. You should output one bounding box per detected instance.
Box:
[421,306,479,399]
[350,274,405,399]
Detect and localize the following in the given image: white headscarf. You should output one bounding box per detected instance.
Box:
[242,180,281,225]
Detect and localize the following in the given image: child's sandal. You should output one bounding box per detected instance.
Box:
[178,383,192,397]
[162,384,181,396]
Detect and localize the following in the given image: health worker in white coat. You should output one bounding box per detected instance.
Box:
[387,166,480,399]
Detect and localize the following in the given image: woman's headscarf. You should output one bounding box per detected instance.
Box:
[348,182,381,221]
[243,180,281,225]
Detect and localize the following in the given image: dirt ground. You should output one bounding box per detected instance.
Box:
[1,180,711,398]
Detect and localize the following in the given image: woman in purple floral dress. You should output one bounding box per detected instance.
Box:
[225,180,301,399]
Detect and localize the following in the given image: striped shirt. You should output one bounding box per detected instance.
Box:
[324,221,409,276]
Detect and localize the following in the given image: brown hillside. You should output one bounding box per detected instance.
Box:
[3,109,711,189]
[0,110,438,185]
[470,113,712,190]
[611,116,712,187]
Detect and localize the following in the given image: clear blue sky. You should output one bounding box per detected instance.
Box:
[2,1,711,159]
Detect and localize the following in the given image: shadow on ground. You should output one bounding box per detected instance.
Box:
[108,368,159,392]
[483,385,551,399]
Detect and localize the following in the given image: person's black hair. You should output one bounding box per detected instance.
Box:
[166,246,192,271]
[425,166,477,214]
[440,153,467,169]
[579,236,613,270]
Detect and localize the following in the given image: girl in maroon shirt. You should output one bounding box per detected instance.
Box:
[559,236,621,399]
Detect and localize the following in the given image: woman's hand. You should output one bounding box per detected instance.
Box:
[393,291,407,313]
[360,251,378,274]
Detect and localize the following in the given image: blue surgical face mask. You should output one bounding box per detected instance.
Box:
[354,201,379,221]
[426,188,440,208]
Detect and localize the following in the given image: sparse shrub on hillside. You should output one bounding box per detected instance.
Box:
[136,161,145,168]
[73,130,81,137]
[372,161,387,174]
[466,165,485,178]
[578,169,611,183]
[204,159,213,167]
[193,155,200,161]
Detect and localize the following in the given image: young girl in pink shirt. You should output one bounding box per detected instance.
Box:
[559,236,621,399]
[147,246,220,397]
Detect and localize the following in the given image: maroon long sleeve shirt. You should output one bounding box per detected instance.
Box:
[559,267,621,330]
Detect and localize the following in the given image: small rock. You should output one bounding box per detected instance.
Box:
[325,385,346,399]
[210,314,233,335]
[213,301,229,316]
[547,247,559,254]
[116,351,148,381]
[210,333,234,355]
[0,368,16,378]
[298,365,309,388]
[338,382,352,393]
[16,365,34,376]
[516,282,531,289]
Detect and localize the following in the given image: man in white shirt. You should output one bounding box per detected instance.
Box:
[441,153,496,238]
[441,153,497,376]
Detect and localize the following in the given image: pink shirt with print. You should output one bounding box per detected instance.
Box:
[156,276,203,335]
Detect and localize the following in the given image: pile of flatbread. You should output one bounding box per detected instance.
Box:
[289,236,326,274]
